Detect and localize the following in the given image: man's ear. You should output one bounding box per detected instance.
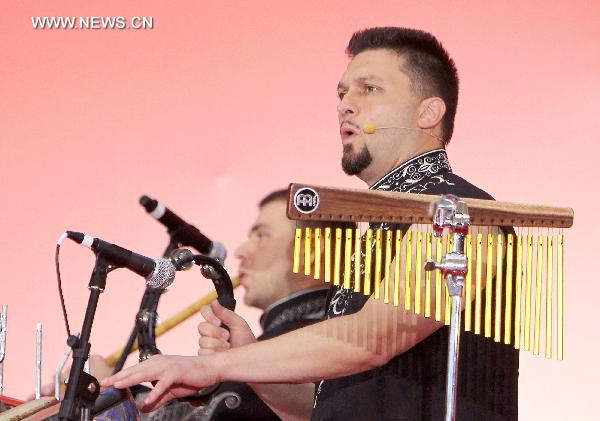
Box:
[417,97,446,130]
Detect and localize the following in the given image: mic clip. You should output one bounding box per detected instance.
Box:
[88,256,112,290]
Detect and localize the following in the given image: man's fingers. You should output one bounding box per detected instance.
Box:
[139,373,176,410]
[101,358,159,388]
[211,300,249,329]
[197,348,215,356]
[199,304,221,326]
[210,301,257,348]
[197,321,229,340]
[198,336,230,351]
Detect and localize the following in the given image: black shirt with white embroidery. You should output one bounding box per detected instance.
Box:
[311,149,519,421]
[214,287,329,421]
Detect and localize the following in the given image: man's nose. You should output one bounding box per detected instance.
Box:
[337,93,358,116]
[234,242,250,260]
[233,243,246,259]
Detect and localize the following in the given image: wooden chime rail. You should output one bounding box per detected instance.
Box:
[287,183,573,228]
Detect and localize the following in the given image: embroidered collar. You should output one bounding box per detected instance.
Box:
[370,148,452,193]
[260,286,329,333]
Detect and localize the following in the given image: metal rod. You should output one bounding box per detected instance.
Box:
[445,293,462,421]
[444,230,467,421]
[56,334,78,401]
[35,322,42,399]
[0,304,7,396]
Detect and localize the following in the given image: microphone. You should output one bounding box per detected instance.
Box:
[362,122,445,143]
[363,122,378,134]
[139,195,227,262]
[58,231,176,289]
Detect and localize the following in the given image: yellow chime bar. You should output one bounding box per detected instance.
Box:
[494,233,504,342]
[353,228,362,293]
[464,233,473,331]
[435,236,443,322]
[558,234,564,360]
[404,230,413,310]
[504,234,514,345]
[304,227,312,276]
[344,228,353,289]
[314,228,322,280]
[534,235,544,355]
[293,227,302,273]
[484,233,494,338]
[374,229,383,299]
[393,230,402,306]
[474,233,483,334]
[324,227,332,283]
[384,230,393,303]
[424,232,433,318]
[333,228,342,286]
[363,229,373,295]
[514,234,523,349]
[524,234,533,351]
[545,236,553,359]
[415,231,423,314]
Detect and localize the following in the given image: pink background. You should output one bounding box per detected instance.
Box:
[1,1,598,418]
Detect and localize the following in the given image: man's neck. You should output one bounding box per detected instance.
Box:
[359,145,445,187]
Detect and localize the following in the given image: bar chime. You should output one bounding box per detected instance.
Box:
[287,183,574,360]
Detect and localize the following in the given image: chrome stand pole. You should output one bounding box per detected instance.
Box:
[426,195,470,421]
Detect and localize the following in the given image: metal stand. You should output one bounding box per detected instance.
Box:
[425,194,470,421]
[113,239,177,373]
[58,259,108,421]
[112,287,165,374]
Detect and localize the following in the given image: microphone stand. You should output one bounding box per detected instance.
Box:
[58,257,108,421]
[112,238,178,374]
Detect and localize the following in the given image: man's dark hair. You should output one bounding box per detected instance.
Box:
[346,27,459,143]
[259,189,288,208]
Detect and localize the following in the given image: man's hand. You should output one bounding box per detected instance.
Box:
[197,300,256,355]
[101,354,218,412]
[101,301,256,412]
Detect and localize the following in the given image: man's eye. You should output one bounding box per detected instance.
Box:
[338,91,346,100]
[365,85,378,93]
[256,232,267,241]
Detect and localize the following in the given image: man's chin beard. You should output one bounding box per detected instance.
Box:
[341,143,373,175]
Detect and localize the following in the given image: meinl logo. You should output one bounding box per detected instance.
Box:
[293,187,320,214]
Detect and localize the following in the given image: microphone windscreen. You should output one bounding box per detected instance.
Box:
[363,123,376,134]
[146,258,176,289]
[139,195,158,213]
